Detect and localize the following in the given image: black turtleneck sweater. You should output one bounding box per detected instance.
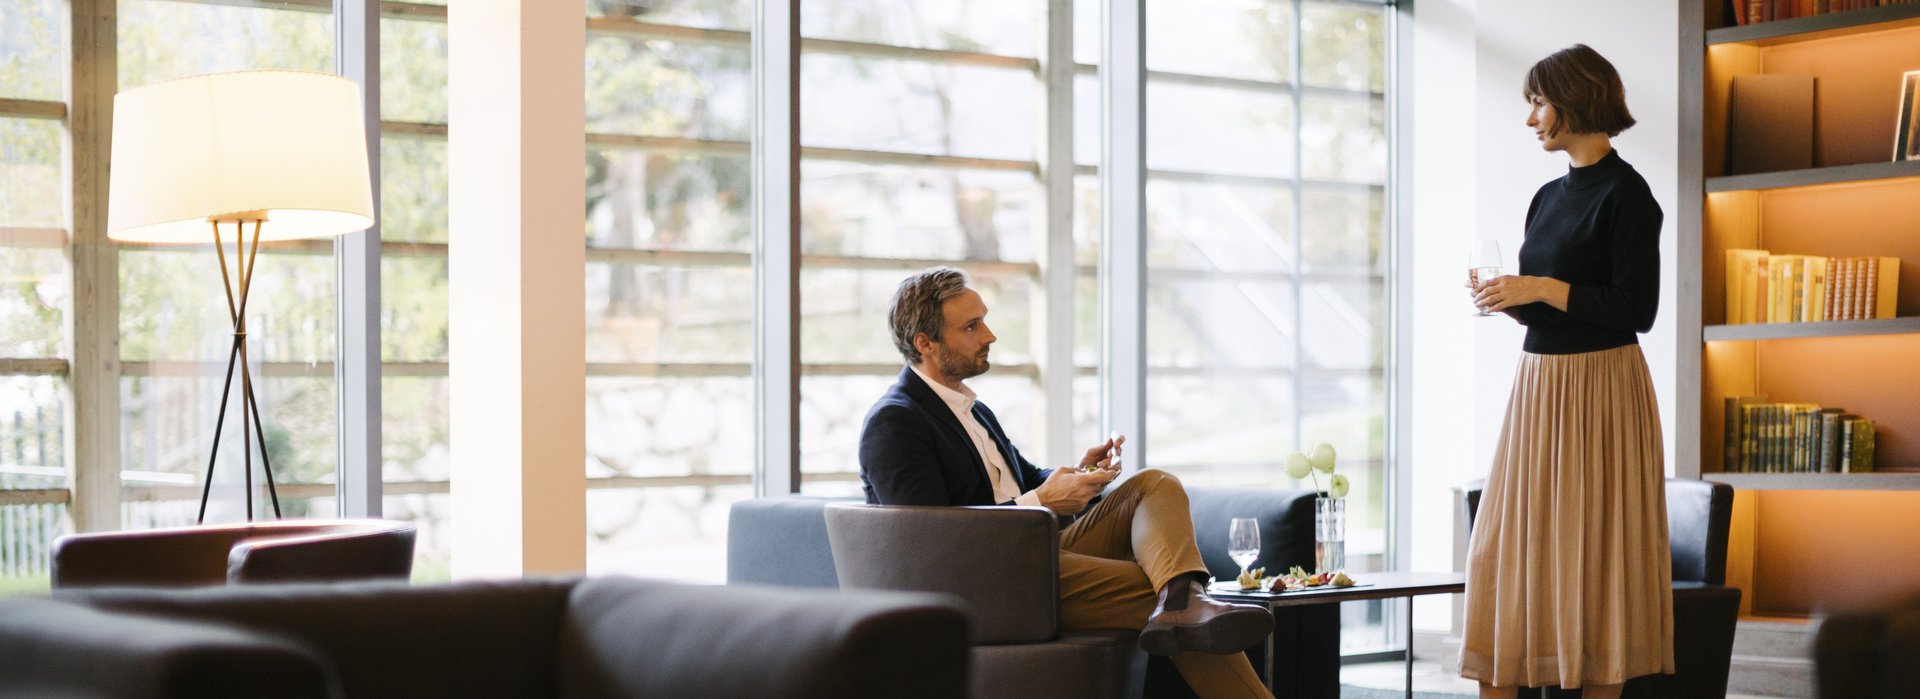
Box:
[1511,149,1663,355]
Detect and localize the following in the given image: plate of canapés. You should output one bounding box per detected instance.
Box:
[1215,565,1361,594]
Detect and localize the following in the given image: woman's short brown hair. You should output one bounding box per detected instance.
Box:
[1524,44,1635,138]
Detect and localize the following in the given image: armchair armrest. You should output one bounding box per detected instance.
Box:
[557,576,969,699]
[0,597,334,699]
[825,503,1059,644]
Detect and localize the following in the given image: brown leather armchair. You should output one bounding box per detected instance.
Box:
[824,503,1147,699]
[51,519,416,589]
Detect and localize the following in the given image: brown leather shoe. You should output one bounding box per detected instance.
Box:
[1138,577,1274,656]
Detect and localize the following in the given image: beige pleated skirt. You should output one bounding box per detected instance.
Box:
[1458,343,1675,689]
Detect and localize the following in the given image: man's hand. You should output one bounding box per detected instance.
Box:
[1078,434,1125,472]
[1034,466,1118,516]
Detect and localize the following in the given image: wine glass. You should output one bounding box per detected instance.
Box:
[1228,518,1260,581]
[1468,241,1502,317]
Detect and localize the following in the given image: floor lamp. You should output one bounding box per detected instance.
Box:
[106,71,375,523]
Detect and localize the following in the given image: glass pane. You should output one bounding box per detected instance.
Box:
[1147,277,1295,368]
[0,376,67,484]
[0,118,63,228]
[586,0,750,31]
[380,17,448,124]
[1072,0,1099,66]
[1145,0,1290,83]
[385,491,450,582]
[588,376,753,477]
[0,246,67,358]
[1302,95,1385,184]
[119,249,336,363]
[1302,281,1384,371]
[587,151,750,253]
[800,0,1040,58]
[586,37,750,140]
[1145,374,1293,477]
[383,376,448,482]
[0,500,65,593]
[800,266,1034,366]
[1147,82,1293,179]
[381,255,448,363]
[382,137,450,244]
[0,0,65,100]
[1302,188,1384,273]
[800,161,1041,261]
[1146,178,1294,273]
[587,263,753,364]
[1074,74,1100,167]
[800,53,1035,161]
[120,375,337,523]
[587,483,748,582]
[118,0,333,90]
[1303,1,1387,93]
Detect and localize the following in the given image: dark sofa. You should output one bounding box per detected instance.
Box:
[0,575,970,699]
[1812,592,1920,699]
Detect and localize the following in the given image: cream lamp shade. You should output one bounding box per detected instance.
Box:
[107,70,375,243]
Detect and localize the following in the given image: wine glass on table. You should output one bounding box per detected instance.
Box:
[1228,517,1260,585]
[1468,241,1502,317]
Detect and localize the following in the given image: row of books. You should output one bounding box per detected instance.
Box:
[1723,250,1900,324]
[1733,0,1918,25]
[1723,397,1877,473]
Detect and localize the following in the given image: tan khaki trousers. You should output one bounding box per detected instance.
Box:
[1057,469,1274,699]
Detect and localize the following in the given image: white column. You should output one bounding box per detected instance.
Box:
[448,0,586,577]
[753,0,800,496]
[1100,0,1146,469]
[65,0,121,533]
[334,0,382,519]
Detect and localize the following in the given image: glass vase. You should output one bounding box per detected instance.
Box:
[1315,496,1346,574]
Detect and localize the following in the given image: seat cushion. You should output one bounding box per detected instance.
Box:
[974,629,1144,699]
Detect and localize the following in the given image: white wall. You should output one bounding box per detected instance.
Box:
[1406,0,1679,634]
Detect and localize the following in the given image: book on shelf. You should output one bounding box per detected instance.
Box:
[1735,0,1920,25]
[1727,74,1816,175]
[1722,398,1877,474]
[1720,250,1900,324]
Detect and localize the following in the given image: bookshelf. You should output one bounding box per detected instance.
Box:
[1683,1,1920,619]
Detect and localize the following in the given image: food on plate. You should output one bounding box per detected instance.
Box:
[1236,566,1266,590]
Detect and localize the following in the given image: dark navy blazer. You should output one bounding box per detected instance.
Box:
[859,366,1053,506]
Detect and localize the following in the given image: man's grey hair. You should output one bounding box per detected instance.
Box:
[888,267,970,364]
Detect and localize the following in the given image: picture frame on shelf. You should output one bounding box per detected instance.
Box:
[1898,70,1920,162]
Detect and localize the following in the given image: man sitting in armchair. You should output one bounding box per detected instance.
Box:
[858,267,1275,699]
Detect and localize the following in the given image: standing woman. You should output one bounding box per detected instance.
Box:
[1460,44,1674,699]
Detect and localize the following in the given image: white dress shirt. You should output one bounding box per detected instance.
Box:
[911,365,1043,507]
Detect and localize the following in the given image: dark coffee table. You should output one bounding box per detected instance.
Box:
[1208,570,1466,699]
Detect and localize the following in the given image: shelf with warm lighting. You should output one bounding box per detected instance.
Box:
[1705,160,1920,193]
[1707,2,1920,46]
[1706,472,1920,491]
[1704,317,1920,341]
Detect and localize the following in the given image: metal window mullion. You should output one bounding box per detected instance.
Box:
[334,0,382,519]
[752,0,800,496]
[1099,0,1146,469]
[64,0,121,534]
[1289,0,1306,456]
[1040,0,1075,469]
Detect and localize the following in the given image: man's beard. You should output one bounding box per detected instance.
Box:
[934,343,990,382]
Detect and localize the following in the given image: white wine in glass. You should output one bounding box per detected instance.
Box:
[1228,518,1260,580]
[1468,241,1502,317]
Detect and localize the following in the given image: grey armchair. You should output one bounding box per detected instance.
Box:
[52,519,416,589]
[826,503,1146,699]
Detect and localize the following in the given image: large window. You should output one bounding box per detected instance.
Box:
[0,1,1394,600]
[582,0,756,581]
[0,0,71,593]
[1138,0,1391,652]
